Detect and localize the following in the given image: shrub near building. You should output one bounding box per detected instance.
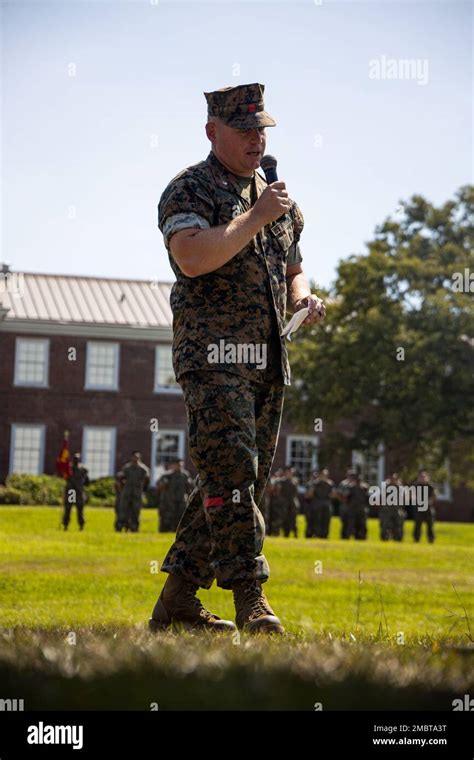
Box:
[0,474,117,507]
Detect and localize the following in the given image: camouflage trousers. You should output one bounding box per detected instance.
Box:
[116,488,142,532]
[282,505,298,538]
[413,506,436,543]
[379,505,405,541]
[161,370,285,590]
[306,499,332,538]
[268,499,285,535]
[341,506,368,540]
[159,499,186,533]
[62,488,86,528]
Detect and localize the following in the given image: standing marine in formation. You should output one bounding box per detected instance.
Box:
[412,469,437,543]
[62,452,89,531]
[345,473,369,540]
[335,469,356,539]
[379,471,406,541]
[276,465,300,538]
[304,468,335,538]
[116,451,150,532]
[156,459,194,532]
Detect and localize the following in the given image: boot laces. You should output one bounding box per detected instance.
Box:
[237,583,272,620]
[182,583,215,620]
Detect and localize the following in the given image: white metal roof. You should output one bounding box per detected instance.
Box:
[0,271,173,328]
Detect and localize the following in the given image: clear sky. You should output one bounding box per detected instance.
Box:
[2,0,472,290]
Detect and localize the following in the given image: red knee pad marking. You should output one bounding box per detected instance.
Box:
[204,496,224,508]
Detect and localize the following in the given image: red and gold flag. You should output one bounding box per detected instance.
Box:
[56,434,72,479]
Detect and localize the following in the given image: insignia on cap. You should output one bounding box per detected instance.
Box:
[203,83,276,128]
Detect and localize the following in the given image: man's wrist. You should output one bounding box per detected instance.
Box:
[248,205,267,230]
[292,294,312,311]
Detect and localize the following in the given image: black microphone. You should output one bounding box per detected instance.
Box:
[260,154,287,223]
[260,154,278,184]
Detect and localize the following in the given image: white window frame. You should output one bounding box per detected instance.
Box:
[9,423,46,475]
[150,428,185,485]
[352,443,385,487]
[435,480,452,501]
[421,458,452,501]
[85,341,120,391]
[82,426,117,479]
[13,338,50,387]
[285,434,319,489]
[154,345,181,394]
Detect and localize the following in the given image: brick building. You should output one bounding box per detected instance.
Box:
[0,268,314,487]
[0,267,471,521]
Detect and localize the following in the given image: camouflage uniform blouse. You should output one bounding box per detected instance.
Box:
[158,150,304,386]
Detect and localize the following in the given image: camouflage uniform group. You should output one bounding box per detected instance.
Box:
[114,454,192,534]
[263,466,438,544]
[64,455,438,547]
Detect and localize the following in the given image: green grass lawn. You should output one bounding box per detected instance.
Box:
[0,506,473,709]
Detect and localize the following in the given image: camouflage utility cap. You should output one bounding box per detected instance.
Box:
[204,83,276,129]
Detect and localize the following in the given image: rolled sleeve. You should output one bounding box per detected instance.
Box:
[158,174,215,250]
[162,212,211,249]
[287,240,303,266]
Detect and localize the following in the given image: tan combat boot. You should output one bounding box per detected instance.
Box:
[232,579,285,634]
[148,573,236,633]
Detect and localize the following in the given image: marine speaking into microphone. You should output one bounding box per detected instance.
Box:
[152,82,326,638]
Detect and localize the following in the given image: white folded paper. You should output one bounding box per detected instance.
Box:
[280,306,309,341]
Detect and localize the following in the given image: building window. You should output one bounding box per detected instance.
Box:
[154,345,180,393]
[82,427,116,479]
[85,342,119,391]
[434,478,452,501]
[352,443,385,486]
[14,338,49,387]
[150,429,185,484]
[286,435,319,487]
[9,424,45,474]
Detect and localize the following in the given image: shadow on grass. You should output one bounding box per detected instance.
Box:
[1,627,473,710]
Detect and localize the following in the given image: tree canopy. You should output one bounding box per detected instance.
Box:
[287,185,474,487]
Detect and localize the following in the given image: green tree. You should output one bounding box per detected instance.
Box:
[287,185,474,487]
